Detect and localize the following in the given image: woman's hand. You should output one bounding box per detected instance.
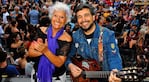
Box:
[33,38,48,53]
[109,69,121,82]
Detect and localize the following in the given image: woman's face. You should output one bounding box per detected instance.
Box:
[130,31,135,36]
[16,34,21,41]
[51,10,67,29]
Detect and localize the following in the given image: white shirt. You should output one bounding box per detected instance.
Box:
[0,25,4,35]
[2,12,9,24]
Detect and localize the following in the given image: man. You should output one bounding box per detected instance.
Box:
[1,6,9,24]
[0,47,19,81]
[28,6,40,26]
[10,6,22,19]
[65,4,122,82]
[0,18,4,45]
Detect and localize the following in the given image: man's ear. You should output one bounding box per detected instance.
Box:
[93,15,95,21]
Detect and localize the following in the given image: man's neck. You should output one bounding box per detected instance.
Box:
[98,22,103,27]
[84,23,96,35]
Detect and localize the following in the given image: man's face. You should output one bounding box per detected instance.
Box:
[76,8,95,30]
[99,16,106,25]
[1,8,6,13]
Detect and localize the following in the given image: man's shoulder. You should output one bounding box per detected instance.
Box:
[72,28,82,36]
[103,27,114,35]
[71,29,84,41]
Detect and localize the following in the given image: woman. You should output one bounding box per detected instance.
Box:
[9,32,24,60]
[28,2,72,82]
[15,46,33,76]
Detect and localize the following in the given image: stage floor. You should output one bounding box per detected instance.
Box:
[1,75,72,82]
[1,75,149,82]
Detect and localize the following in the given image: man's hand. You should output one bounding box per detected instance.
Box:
[68,63,82,78]
[109,69,121,82]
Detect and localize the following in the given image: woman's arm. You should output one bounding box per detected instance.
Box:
[43,48,67,67]
[33,32,72,67]
[11,40,23,48]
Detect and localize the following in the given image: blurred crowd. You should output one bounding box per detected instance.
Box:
[0,0,149,79]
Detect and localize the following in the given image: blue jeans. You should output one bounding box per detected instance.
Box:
[4,65,20,76]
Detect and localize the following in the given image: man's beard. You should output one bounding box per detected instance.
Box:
[81,22,94,32]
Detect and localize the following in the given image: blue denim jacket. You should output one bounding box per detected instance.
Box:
[65,23,122,71]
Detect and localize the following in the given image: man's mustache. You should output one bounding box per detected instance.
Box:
[80,21,89,24]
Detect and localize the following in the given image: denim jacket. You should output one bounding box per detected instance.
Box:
[65,23,122,71]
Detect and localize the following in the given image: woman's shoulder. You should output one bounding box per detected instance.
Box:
[59,31,72,42]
